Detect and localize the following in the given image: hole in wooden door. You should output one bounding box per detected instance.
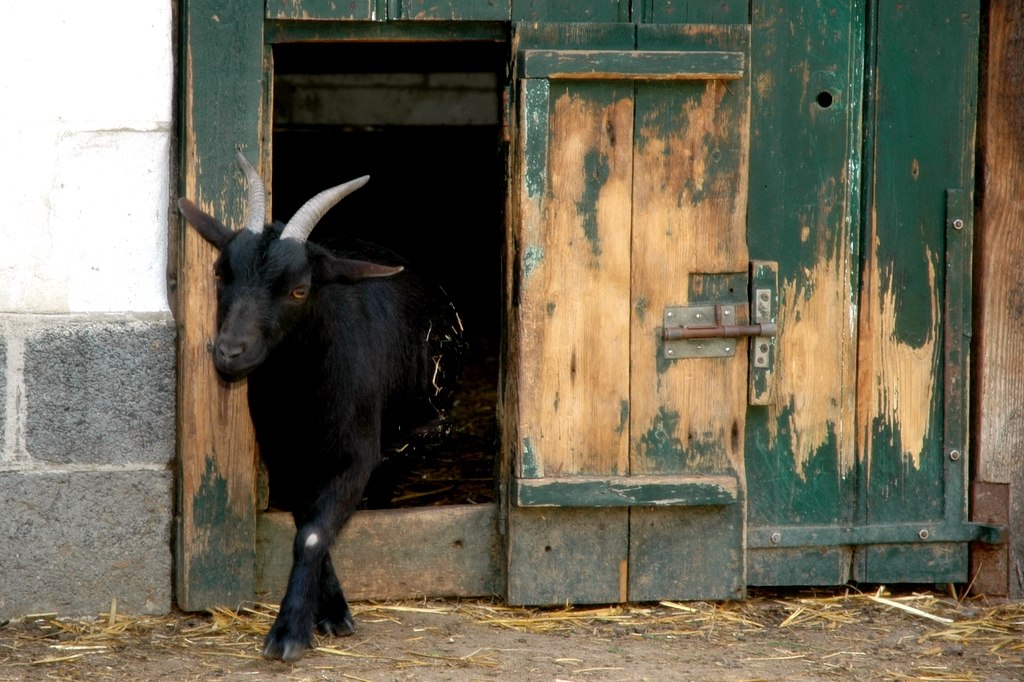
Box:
[271,40,506,510]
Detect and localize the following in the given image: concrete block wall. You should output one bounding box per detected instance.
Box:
[0,2,176,619]
[0,315,176,618]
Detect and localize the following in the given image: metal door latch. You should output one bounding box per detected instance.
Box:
[662,303,776,359]
[661,261,779,404]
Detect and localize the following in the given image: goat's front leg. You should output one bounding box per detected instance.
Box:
[315,553,355,636]
[262,462,374,662]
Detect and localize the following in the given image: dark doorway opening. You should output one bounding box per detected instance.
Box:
[271,40,507,509]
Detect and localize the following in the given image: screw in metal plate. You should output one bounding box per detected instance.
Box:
[949,449,961,461]
[770,532,782,544]
[918,529,930,540]
[952,218,964,230]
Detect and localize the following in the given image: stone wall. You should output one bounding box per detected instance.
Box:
[0,314,175,618]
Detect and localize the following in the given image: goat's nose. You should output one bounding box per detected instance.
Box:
[216,338,247,361]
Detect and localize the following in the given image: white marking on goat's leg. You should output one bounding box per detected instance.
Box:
[305,531,320,548]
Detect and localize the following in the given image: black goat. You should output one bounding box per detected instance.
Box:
[178,153,463,662]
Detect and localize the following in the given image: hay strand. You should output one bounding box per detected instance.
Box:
[868,591,955,624]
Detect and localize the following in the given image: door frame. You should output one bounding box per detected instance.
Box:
[176,2,511,611]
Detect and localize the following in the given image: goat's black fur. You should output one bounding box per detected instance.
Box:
[178,173,462,662]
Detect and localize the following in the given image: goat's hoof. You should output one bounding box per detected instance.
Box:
[316,610,355,637]
[262,627,312,662]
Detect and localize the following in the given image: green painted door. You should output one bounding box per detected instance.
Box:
[505,1,991,605]
[745,0,989,587]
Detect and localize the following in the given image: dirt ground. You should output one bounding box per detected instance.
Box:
[2,586,1021,682]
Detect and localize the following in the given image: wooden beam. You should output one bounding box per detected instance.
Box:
[176,0,265,611]
[256,505,502,601]
[513,475,738,507]
[972,0,1024,598]
[519,49,745,80]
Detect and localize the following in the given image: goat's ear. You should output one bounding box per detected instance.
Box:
[177,198,234,250]
[312,253,404,283]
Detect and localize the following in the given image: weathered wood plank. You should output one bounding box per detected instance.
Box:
[748,547,852,587]
[267,0,378,21]
[514,474,738,507]
[269,0,513,21]
[392,0,511,20]
[630,506,745,601]
[265,19,508,42]
[506,507,628,605]
[744,1,862,536]
[856,543,968,585]
[638,1,749,25]
[505,24,635,607]
[514,80,633,479]
[511,1,627,23]
[973,0,1024,597]
[627,22,750,602]
[857,0,978,529]
[519,49,745,80]
[630,25,751,479]
[513,21,635,52]
[256,505,501,600]
[944,188,971,532]
[177,0,265,611]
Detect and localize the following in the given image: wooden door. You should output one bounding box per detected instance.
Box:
[504,22,752,605]
[744,0,991,586]
[504,2,992,604]
[177,1,512,611]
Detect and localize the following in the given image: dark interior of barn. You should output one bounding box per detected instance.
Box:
[270,40,508,509]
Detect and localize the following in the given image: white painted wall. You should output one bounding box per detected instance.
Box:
[0,1,172,313]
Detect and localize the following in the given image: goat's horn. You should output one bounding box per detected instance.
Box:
[236,152,267,234]
[281,176,370,243]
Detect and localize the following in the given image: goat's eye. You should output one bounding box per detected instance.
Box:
[290,286,309,301]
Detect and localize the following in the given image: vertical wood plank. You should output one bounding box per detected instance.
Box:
[744,1,863,543]
[506,507,628,605]
[628,23,750,602]
[630,25,750,480]
[622,25,753,602]
[857,0,978,528]
[973,0,1024,597]
[505,24,635,606]
[514,80,633,479]
[177,0,264,610]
